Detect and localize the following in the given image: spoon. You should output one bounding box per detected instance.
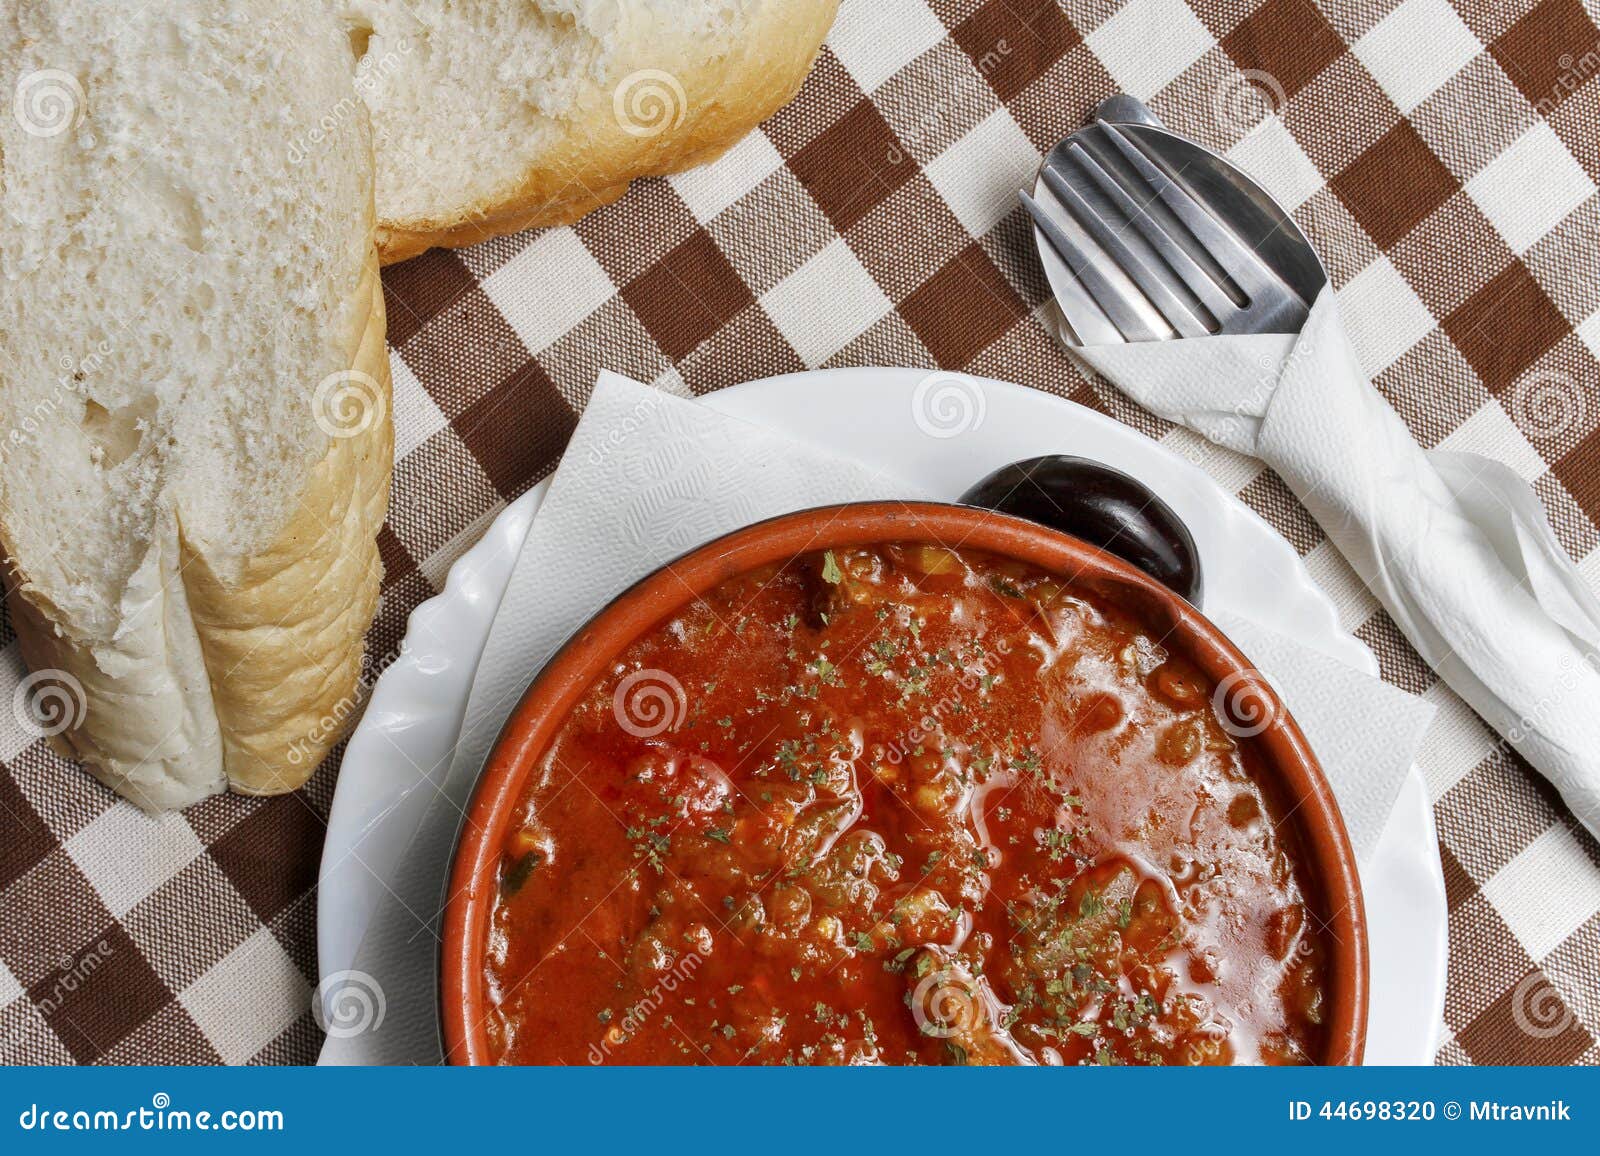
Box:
[960,455,1203,606]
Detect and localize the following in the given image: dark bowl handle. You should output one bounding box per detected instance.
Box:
[959,455,1203,607]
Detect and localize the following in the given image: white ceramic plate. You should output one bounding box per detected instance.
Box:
[318,368,1447,1064]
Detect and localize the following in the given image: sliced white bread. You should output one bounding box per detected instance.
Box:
[334,0,840,263]
[0,0,391,810]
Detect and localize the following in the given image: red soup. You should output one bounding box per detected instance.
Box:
[484,544,1332,1065]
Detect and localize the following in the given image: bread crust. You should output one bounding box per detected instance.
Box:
[3,526,228,811]
[375,2,839,264]
[1,263,391,809]
[182,263,393,796]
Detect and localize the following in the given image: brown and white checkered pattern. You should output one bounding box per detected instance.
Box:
[2,0,1598,1065]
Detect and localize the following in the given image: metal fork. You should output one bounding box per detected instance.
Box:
[1021,97,1319,344]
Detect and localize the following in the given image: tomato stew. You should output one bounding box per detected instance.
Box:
[481,543,1338,1065]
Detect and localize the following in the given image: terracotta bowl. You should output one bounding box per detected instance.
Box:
[441,502,1368,1065]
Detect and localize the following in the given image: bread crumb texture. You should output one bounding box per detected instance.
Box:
[335,0,839,261]
[0,0,389,808]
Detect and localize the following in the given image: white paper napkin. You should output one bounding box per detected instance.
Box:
[321,369,1432,1064]
[1074,286,1600,842]
[320,373,924,1063]
[1210,610,1433,859]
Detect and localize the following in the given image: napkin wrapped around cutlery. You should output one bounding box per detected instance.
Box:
[1073,287,1600,840]
[320,369,1433,1064]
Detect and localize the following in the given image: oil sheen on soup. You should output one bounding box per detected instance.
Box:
[485,544,1332,1065]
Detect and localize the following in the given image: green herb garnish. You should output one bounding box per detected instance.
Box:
[501,850,542,895]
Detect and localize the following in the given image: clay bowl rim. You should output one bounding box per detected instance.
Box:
[440,500,1369,1066]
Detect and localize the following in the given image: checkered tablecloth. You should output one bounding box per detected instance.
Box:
[3,0,1598,1066]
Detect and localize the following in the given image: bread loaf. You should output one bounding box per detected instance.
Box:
[0,0,833,808]
[335,0,840,263]
[0,0,391,809]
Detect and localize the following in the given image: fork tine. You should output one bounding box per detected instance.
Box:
[1018,190,1164,343]
[1098,123,1277,300]
[1063,140,1239,323]
[1039,163,1212,339]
